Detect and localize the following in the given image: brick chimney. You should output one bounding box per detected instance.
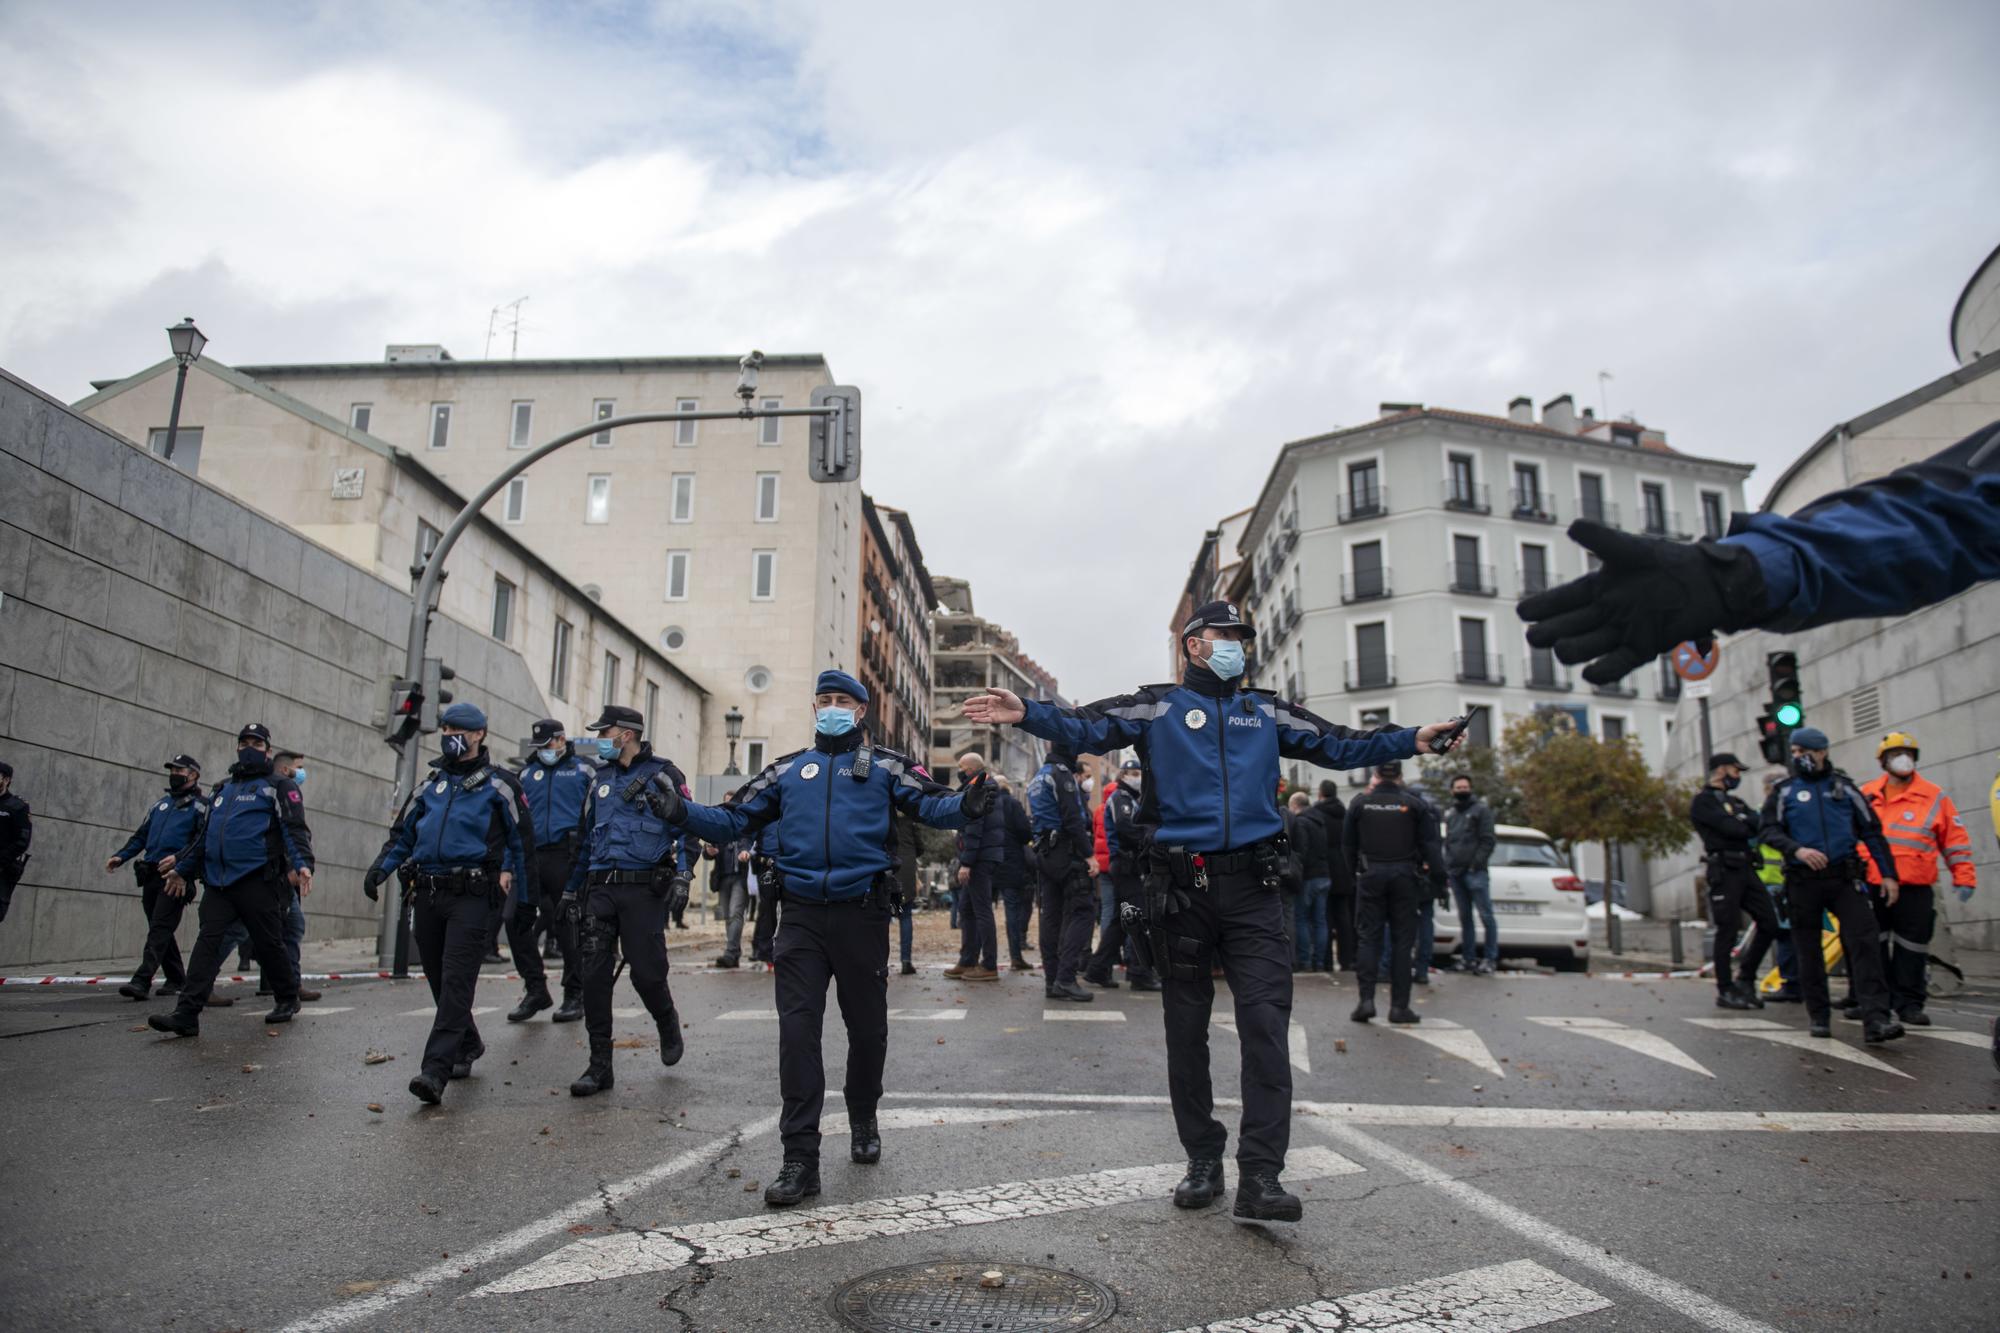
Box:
[1542,393,1577,435]
[1507,395,1534,425]
[1379,401,1423,418]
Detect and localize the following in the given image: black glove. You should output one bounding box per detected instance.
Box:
[667,874,692,916]
[1517,521,1768,685]
[958,771,994,820]
[363,867,388,902]
[646,772,688,824]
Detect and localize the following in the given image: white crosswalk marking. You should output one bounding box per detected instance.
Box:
[715,1008,966,1022]
[1163,1258,1612,1333]
[296,1007,354,1016]
[1384,1017,1506,1078]
[820,1107,1083,1134]
[1904,1027,1991,1051]
[1213,1019,1313,1074]
[1686,1017,1911,1078]
[398,1005,498,1017]
[474,1145,1366,1296]
[1528,1016,1713,1078]
[1044,1009,1126,1022]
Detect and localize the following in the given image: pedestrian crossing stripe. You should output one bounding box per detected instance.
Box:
[1165,1258,1612,1333]
[1527,1016,1713,1078]
[1381,1016,1506,1078]
[1044,1009,1125,1022]
[1213,1018,1313,1074]
[1685,1017,1911,1078]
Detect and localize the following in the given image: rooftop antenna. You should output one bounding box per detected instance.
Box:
[484,296,529,359]
[1597,369,1614,421]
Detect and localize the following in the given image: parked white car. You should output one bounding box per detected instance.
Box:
[1430,823,1591,971]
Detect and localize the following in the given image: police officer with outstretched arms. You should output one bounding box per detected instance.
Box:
[109,754,208,1001]
[1345,761,1448,1025]
[965,600,1460,1223]
[1028,743,1096,1001]
[1690,751,1781,1011]
[363,701,527,1104]
[654,670,988,1207]
[508,718,593,1024]
[559,704,694,1098]
[149,722,313,1037]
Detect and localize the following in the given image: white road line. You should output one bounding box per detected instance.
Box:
[715,1009,773,1020]
[278,1111,781,1333]
[1905,1027,1992,1050]
[1164,1258,1611,1333]
[1686,1017,1911,1078]
[1045,1009,1126,1022]
[1383,1017,1506,1079]
[821,1107,1084,1134]
[1314,1121,1781,1333]
[296,1007,354,1016]
[1212,1019,1313,1074]
[1528,1016,1713,1078]
[714,1008,966,1022]
[475,1145,1366,1297]
[397,1005,499,1017]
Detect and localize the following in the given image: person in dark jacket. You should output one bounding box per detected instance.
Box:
[1027,743,1097,1001]
[1288,790,1332,972]
[1346,762,1448,1025]
[708,793,757,968]
[1690,752,1781,1009]
[749,821,782,965]
[149,722,313,1036]
[946,752,1004,981]
[1311,781,1356,971]
[0,760,29,926]
[994,777,1035,970]
[1086,757,1159,990]
[109,754,208,1000]
[1444,775,1499,975]
[508,719,591,1021]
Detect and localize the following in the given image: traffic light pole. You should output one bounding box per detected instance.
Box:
[376,398,856,969]
[1698,694,1713,776]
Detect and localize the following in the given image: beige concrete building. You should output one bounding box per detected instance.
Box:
[84,346,855,779]
[73,357,704,763]
[929,578,1058,787]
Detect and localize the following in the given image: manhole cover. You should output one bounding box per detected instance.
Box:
[828,1261,1117,1333]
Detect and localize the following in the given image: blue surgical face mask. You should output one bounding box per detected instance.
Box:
[441,733,470,760]
[291,767,308,788]
[537,747,561,765]
[816,707,857,736]
[595,737,618,761]
[1205,640,1246,680]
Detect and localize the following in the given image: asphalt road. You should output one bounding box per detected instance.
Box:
[1,953,1994,1332]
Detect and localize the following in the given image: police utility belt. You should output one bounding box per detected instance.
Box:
[590,867,675,887]
[1147,838,1285,893]
[411,867,498,894]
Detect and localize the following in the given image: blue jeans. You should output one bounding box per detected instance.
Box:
[999,868,1033,960]
[897,900,913,965]
[1097,874,1117,934]
[1379,899,1435,978]
[1294,877,1332,969]
[1450,868,1497,964]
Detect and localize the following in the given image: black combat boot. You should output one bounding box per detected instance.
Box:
[570,1062,615,1096]
[1715,988,1753,1010]
[119,982,150,1001]
[1233,1172,1303,1223]
[1388,1005,1422,1025]
[408,1071,446,1105]
[1863,1017,1906,1044]
[508,987,553,1022]
[850,1115,882,1164]
[658,1008,685,1066]
[1349,990,1376,1023]
[265,998,301,1024]
[1082,968,1120,989]
[764,1160,821,1207]
[1051,980,1095,1002]
[450,1040,485,1080]
[148,1011,199,1038]
[1128,972,1162,992]
[552,993,584,1023]
[1173,1158,1225,1209]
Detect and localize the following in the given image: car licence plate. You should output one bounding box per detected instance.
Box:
[1493,901,1540,915]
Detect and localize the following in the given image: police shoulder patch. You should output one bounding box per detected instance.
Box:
[532,769,545,782]
[598,783,612,798]
[1184,708,1207,730]
[799,762,822,780]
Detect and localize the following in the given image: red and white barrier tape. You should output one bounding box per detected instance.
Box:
[0,971,536,986]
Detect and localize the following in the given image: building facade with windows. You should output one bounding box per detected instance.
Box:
[138,346,856,778]
[928,578,1056,786]
[71,356,706,763]
[857,495,936,759]
[1168,506,1252,677]
[1230,397,1753,812]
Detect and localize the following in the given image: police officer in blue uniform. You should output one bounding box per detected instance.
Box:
[1028,744,1096,1001]
[1757,726,1905,1043]
[363,702,527,1103]
[658,670,989,1207]
[508,718,592,1023]
[149,722,314,1036]
[110,754,208,1001]
[562,704,694,1098]
[1085,757,1159,991]
[1345,761,1448,1025]
[966,601,1457,1222]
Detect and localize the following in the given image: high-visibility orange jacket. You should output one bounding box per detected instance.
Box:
[1859,773,1976,889]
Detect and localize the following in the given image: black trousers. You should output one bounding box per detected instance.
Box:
[508,844,579,1000]
[0,866,18,923]
[172,867,298,1018]
[130,865,190,988]
[412,885,496,1078]
[1788,867,1891,1023]
[1707,859,1780,992]
[1088,867,1153,980]
[581,878,676,1063]
[956,863,998,968]
[1038,849,1094,985]
[774,897,890,1161]
[1155,865,1293,1174]
[998,863,1034,960]
[1353,864,1421,1008]
[1327,886,1358,970]
[1874,882,1936,1015]
[752,887,781,961]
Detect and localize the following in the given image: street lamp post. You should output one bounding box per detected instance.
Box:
[162,317,206,461]
[724,705,745,775]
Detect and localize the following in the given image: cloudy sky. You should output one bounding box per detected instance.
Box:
[4,1,1996,701]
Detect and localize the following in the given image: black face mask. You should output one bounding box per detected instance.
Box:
[1791,755,1822,779]
[1721,774,1741,791]
[237,747,269,771]
[169,774,193,793]
[1453,791,1473,806]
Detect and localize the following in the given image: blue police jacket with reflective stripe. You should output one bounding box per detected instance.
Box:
[1018,678,1416,853]
[522,748,594,850]
[186,768,313,888]
[115,787,206,864]
[377,761,526,879]
[565,746,692,893]
[675,734,967,902]
[1026,761,1092,860]
[1760,767,1896,879]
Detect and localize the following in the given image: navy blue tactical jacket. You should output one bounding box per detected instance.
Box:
[674,730,967,903]
[521,745,593,850]
[1758,766,1896,881]
[377,751,527,880]
[180,756,313,888]
[1103,780,1143,865]
[1018,667,1417,853]
[114,784,207,865]
[563,744,693,894]
[957,784,1007,867]
[997,790,1032,878]
[1026,760,1091,861]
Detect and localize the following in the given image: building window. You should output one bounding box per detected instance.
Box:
[755,472,780,521]
[665,550,690,600]
[349,403,372,433]
[416,519,442,573]
[1512,462,1543,516]
[1446,452,1479,508]
[504,477,526,523]
[644,680,659,736]
[759,397,782,445]
[1451,534,1486,592]
[660,625,687,652]
[744,740,768,772]
[1457,617,1491,682]
[602,651,620,706]
[670,473,695,523]
[751,550,777,600]
[1578,472,1610,526]
[1519,542,1550,598]
[1700,490,1726,540]
[146,428,203,474]
[429,403,452,450]
[1602,714,1628,743]
[593,399,615,447]
[1641,482,1668,535]
[510,400,534,449]
[1351,621,1390,689]
[1348,460,1381,516]
[1347,539,1387,601]
[675,398,699,446]
[585,474,611,524]
[550,618,573,700]
[491,577,515,643]
[1463,704,1493,749]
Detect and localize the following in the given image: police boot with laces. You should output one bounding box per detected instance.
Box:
[1349,990,1376,1023]
[1864,1017,1906,1044]
[508,987,553,1023]
[265,998,301,1024]
[1735,981,1766,1009]
[1388,1005,1421,1025]
[450,1040,485,1080]
[1715,988,1753,1010]
[570,1063,615,1096]
[764,1160,821,1207]
[408,1070,446,1105]
[552,994,584,1023]
[850,1115,882,1164]
[1172,1158,1225,1209]
[1233,1172,1303,1223]
[658,1008,685,1066]
[119,982,150,1001]
[148,1011,199,1038]
[1051,980,1095,1002]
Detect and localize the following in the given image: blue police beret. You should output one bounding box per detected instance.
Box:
[1788,726,1829,750]
[815,669,869,704]
[439,701,488,730]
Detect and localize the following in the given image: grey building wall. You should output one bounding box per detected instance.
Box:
[0,369,553,968]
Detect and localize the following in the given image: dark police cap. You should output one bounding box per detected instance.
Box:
[586,704,645,734]
[1374,760,1404,779]
[1708,752,1745,770]
[237,722,272,744]
[1180,599,1256,640]
[165,754,201,773]
[531,718,565,744]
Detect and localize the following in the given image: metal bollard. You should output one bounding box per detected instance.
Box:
[1669,915,1684,967]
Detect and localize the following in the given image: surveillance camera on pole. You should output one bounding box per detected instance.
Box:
[737,349,765,402]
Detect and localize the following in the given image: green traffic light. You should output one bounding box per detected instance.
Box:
[1775,703,1803,727]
